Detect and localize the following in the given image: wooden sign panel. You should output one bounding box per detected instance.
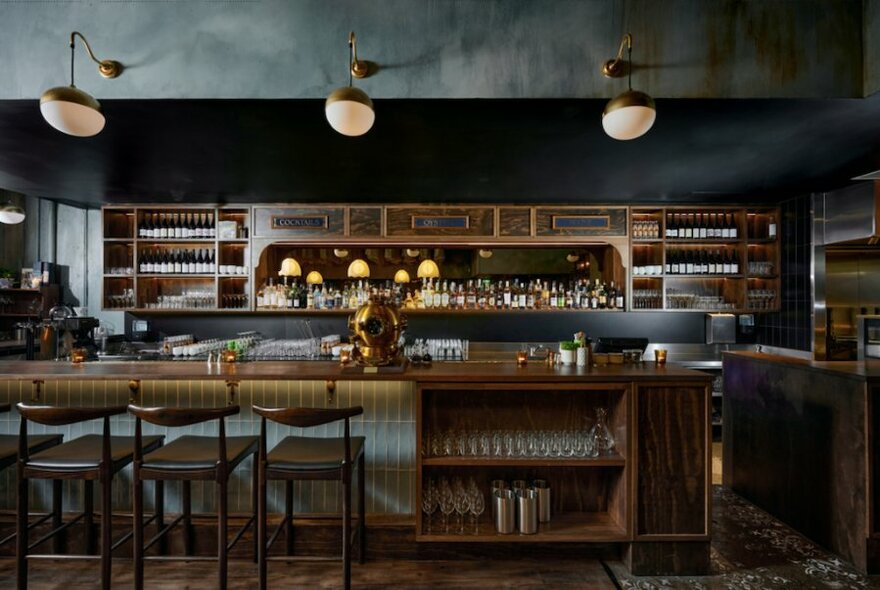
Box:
[385,206,494,237]
[535,207,627,237]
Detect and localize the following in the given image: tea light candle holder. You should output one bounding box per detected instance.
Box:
[70,348,87,364]
[339,348,352,365]
[655,348,668,365]
[221,349,237,363]
[516,350,528,367]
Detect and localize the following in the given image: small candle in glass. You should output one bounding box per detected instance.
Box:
[655,348,668,365]
[339,348,352,364]
[70,348,87,364]
[516,350,528,367]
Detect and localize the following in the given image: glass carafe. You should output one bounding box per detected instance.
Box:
[590,407,615,455]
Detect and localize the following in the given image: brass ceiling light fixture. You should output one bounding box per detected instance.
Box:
[601,33,656,141]
[325,31,376,137]
[40,32,122,137]
[0,203,25,224]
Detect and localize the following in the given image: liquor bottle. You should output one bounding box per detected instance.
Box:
[207,213,216,238]
[728,213,738,239]
[614,282,625,309]
[699,213,708,239]
[768,215,777,238]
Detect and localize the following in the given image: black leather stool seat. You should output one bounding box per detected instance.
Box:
[268,436,365,471]
[0,434,63,469]
[143,435,258,471]
[27,435,164,471]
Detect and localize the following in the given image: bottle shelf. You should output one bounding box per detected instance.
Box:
[137,274,216,279]
[666,274,743,279]
[664,239,741,244]
[421,455,626,467]
[416,511,627,543]
[136,239,216,243]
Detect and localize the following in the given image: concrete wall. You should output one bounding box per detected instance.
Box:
[0,0,866,99]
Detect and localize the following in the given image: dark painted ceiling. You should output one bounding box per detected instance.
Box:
[1,97,880,208]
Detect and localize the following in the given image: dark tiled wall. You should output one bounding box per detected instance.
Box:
[756,195,812,351]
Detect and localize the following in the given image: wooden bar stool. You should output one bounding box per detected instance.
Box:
[253,405,366,590]
[15,403,164,590]
[0,403,64,548]
[128,404,259,590]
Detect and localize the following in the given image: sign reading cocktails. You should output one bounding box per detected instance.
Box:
[271,215,329,230]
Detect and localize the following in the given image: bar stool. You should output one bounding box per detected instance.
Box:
[15,403,164,590]
[253,405,366,590]
[128,404,259,590]
[0,403,64,548]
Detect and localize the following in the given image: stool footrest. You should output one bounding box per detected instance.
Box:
[266,515,291,552]
[227,514,255,552]
[27,512,83,551]
[144,513,184,552]
[0,511,55,547]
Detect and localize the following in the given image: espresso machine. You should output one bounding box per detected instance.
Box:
[38,305,100,360]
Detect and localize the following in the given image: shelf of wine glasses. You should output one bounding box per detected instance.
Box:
[418,511,627,543]
[421,455,626,467]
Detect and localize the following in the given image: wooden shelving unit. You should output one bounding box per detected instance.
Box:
[101,206,252,311]
[629,206,780,312]
[416,382,630,543]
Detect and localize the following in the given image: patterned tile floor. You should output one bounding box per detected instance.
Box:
[608,486,880,589]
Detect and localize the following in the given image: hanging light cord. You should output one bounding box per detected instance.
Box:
[69,38,76,87]
[348,32,355,87]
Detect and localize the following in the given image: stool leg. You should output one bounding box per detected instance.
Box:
[343,468,352,590]
[155,480,166,555]
[182,481,193,556]
[284,481,294,556]
[51,479,63,554]
[101,475,112,590]
[251,457,258,563]
[16,472,28,590]
[218,479,228,590]
[258,465,267,590]
[358,453,366,564]
[133,476,144,590]
[84,480,95,555]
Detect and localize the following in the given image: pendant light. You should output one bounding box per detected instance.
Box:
[305,271,324,285]
[601,33,656,141]
[40,32,122,137]
[393,269,411,284]
[325,32,375,137]
[0,203,25,224]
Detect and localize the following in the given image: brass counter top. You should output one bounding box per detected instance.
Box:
[0,360,711,382]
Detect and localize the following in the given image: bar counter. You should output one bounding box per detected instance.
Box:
[0,360,712,575]
[0,359,710,382]
[723,351,880,573]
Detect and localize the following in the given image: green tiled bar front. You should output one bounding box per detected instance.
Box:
[0,379,416,516]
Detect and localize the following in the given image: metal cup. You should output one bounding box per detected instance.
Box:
[532,479,551,523]
[511,479,528,492]
[490,479,508,522]
[494,489,516,534]
[516,488,538,534]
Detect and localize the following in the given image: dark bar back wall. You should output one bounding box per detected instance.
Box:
[128,311,708,343]
[755,194,812,351]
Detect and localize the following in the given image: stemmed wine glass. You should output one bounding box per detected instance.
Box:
[421,479,437,533]
[468,484,485,534]
[438,482,455,533]
[453,484,472,534]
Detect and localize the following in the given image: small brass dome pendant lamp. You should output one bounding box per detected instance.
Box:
[326,32,376,136]
[601,33,656,141]
[40,32,122,137]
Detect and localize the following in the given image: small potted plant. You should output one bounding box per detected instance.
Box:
[0,268,14,289]
[558,340,579,365]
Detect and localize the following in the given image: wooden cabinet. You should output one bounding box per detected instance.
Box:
[415,378,711,575]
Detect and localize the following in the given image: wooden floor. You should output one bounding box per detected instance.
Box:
[0,557,615,589]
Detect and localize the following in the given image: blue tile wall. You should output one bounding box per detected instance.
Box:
[756,194,812,351]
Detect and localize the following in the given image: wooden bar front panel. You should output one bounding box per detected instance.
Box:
[635,382,709,537]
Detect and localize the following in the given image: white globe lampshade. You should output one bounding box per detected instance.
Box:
[40,86,106,137]
[601,90,656,141]
[325,87,375,136]
[0,205,25,224]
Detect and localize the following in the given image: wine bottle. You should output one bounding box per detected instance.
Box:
[768,215,777,238]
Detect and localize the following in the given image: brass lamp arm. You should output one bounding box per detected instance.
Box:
[348,31,370,80]
[602,33,632,79]
[70,31,121,80]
